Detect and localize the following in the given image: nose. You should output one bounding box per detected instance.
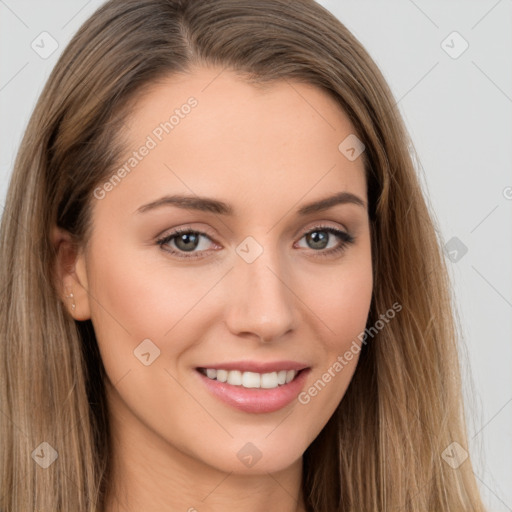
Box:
[224,242,299,343]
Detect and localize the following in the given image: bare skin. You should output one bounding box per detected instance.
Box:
[53,66,373,512]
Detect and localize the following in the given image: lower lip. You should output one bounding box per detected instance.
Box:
[196,368,311,414]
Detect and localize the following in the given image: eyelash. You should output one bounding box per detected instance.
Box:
[156,224,355,260]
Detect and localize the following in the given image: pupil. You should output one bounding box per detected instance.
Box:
[176,233,199,251]
[308,231,328,249]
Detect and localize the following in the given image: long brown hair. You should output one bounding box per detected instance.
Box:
[0,0,487,510]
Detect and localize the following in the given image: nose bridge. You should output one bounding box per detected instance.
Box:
[225,234,298,342]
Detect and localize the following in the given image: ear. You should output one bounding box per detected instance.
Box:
[51,225,91,321]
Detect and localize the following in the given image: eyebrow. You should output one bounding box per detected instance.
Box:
[135,191,367,216]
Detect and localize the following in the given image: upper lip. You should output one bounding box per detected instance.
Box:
[196,360,310,373]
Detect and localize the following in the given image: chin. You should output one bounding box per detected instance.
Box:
[195,434,308,476]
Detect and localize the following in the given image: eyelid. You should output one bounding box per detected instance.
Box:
[298,221,350,237]
[156,224,217,243]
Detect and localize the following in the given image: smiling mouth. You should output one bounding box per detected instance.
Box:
[196,367,304,390]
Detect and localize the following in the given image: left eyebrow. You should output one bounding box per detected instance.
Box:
[134,191,367,216]
[297,191,367,214]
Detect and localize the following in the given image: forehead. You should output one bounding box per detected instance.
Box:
[124,66,358,149]
[97,66,367,221]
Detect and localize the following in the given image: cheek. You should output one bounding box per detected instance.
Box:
[85,239,227,374]
[295,253,373,424]
[332,279,373,351]
[308,253,373,351]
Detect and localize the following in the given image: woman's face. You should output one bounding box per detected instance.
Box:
[70,66,372,476]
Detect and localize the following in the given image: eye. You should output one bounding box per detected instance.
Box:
[156,224,355,260]
[156,228,217,259]
[295,225,355,259]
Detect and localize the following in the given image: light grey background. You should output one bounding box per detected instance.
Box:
[1,1,511,510]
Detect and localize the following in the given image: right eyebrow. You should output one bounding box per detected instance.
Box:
[135,194,233,215]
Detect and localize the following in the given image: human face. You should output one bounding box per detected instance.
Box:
[74,66,373,476]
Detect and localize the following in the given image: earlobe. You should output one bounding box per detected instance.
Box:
[51,225,91,321]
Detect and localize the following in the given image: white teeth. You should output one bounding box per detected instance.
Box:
[227,370,242,386]
[200,368,299,389]
[286,370,295,383]
[261,371,278,388]
[242,371,261,388]
[216,369,228,382]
